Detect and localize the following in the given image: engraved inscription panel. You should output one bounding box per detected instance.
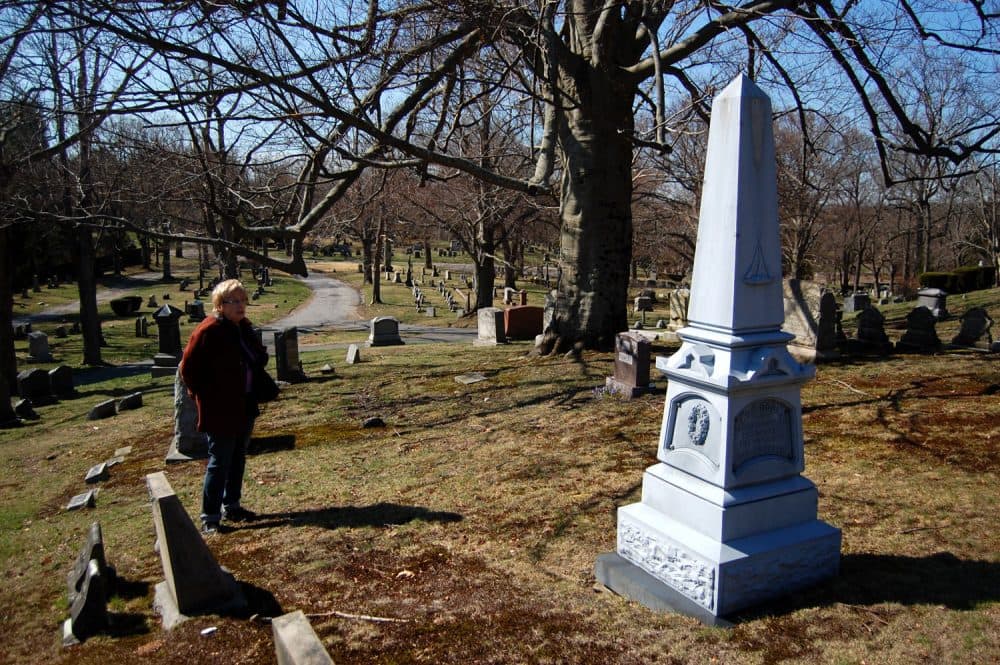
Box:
[732,399,793,471]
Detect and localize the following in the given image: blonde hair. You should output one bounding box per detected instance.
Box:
[211,279,247,313]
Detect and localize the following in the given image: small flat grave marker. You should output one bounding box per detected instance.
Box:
[87,399,117,421]
[85,462,109,484]
[67,490,97,511]
[455,372,487,385]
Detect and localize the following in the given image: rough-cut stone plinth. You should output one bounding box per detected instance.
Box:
[272,610,334,665]
[597,75,840,621]
[146,472,245,627]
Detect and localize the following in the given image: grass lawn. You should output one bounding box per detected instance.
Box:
[1,269,998,663]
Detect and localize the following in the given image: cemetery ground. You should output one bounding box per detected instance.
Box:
[1,286,998,663]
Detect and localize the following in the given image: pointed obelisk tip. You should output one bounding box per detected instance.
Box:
[718,73,767,101]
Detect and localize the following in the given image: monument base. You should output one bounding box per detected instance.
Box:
[615,502,840,617]
[164,437,208,463]
[472,338,507,347]
[594,553,732,627]
[367,338,404,347]
[153,576,246,630]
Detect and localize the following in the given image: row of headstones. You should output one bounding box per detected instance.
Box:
[851,304,996,354]
[65,445,132,512]
[473,306,545,345]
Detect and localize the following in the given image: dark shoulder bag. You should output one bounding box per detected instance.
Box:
[252,363,280,403]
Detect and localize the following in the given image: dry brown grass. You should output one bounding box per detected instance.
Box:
[1,307,998,664]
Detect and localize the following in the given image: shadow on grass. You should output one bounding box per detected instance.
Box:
[733,550,1000,622]
[248,434,297,455]
[237,502,463,531]
[232,581,284,619]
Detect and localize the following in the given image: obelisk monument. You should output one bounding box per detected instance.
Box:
[596,75,841,621]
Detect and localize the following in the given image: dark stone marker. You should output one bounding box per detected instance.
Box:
[87,399,117,421]
[951,307,993,349]
[66,490,97,511]
[896,306,941,352]
[17,368,54,405]
[274,327,307,382]
[67,522,113,600]
[85,462,110,484]
[605,332,653,398]
[62,559,109,646]
[117,392,143,411]
[503,306,544,340]
[853,307,893,355]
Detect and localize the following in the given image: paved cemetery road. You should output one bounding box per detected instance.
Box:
[259,268,478,351]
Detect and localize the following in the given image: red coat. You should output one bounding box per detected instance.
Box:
[180,315,267,437]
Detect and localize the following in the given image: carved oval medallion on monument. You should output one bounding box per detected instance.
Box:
[731,398,797,482]
[661,395,721,473]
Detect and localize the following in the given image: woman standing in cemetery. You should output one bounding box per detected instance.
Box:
[180,279,267,534]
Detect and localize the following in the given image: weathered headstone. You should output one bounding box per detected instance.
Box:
[503,287,516,305]
[17,368,54,405]
[634,296,653,312]
[274,327,307,382]
[345,344,361,364]
[167,372,208,462]
[367,317,404,347]
[853,307,893,355]
[152,304,185,377]
[667,289,689,330]
[61,559,109,646]
[917,287,948,319]
[843,293,870,313]
[85,462,110,484]
[87,399,117,420]
[146,472,246,628]
[426,306,436,317]
[781,280,837,362]
[28,331,53,362]
[951,307,994,349]
[595,76,840,621]
[604,332,653,398]
[896,306,941,352]
[272,610,334,665]
[67,490,97,511]
[503,306,544,341]
[14,399,38,420]
[67,522,113,600]
[474,308,507,346]
[54,325,68,339]
[117,392,143,411]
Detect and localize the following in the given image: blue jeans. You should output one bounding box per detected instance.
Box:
[200,422,253,523]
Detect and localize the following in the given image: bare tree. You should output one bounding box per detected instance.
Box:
[3,0,998,356]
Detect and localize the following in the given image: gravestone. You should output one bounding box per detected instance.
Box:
[61,559,109,646]
[853,307,893,355]
[17,368,54,405]
[817,292,845,357]
[503,306,544,341]
[135,316,149,338]
[274,327,307,382]
[109,297,134,316]
[367,317,404,347]
[781,280,836,362]
[14,399,38,420]
[346,344,361,364]
[843,293,870,313]
[85,462,110,484]
[951,307,993,349]
[604,332,653,398]
[272,610,334,665]
[634,296,653,312]
[146,472,246,628]
[28,331,53,361]
[152,304,185,377]
[896,306,941,353]
[87,399,117,420]
[167,373,208,462]
[117,392,143,411]
[54,325,68,339]
[67,522,113,600]
[147,295,158,308]
[503,287,516,305]
[426,306,436,317]
[917,288,949,319]
[474,308,507,346]
[187,300,206,322]
[67,490,97,511]
[595,76,840,621]
[668,289,690,330]
[518,290,528,306]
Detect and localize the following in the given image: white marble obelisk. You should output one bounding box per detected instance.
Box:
[596,75,840,620]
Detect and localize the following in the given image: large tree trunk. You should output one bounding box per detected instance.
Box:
[0,226,18,426]
[539,65,634,353]
[76,226,103,365]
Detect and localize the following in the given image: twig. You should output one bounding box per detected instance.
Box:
[827,378,872,397]
[900,525,946,534]
[305,609,410,624]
